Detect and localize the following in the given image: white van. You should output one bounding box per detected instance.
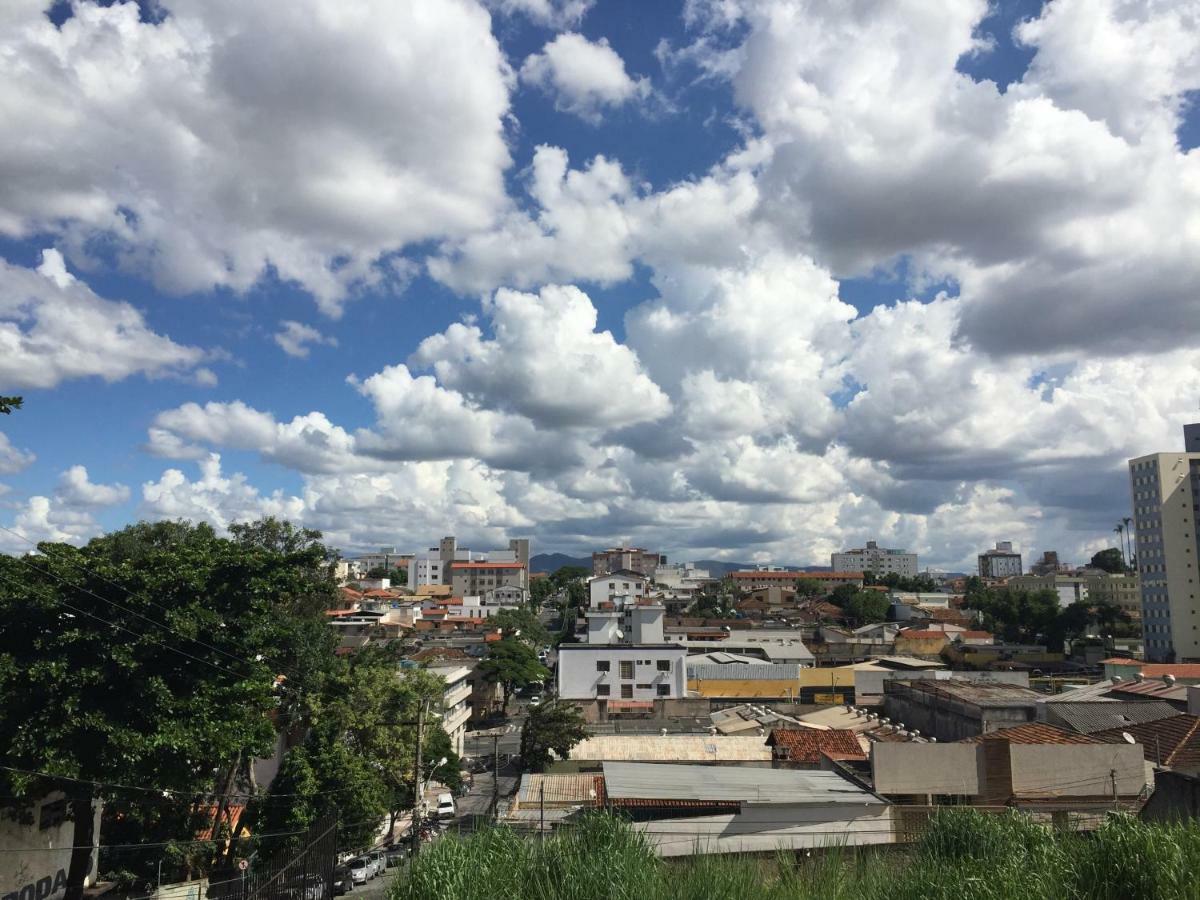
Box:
[435,792,456,820]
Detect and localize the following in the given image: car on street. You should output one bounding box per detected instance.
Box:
[368,850,386,876]
[528,694,541,706]
[385,845,408,868]
[332,867,352,895]
[436,792,456,820]
[348,857,371,884]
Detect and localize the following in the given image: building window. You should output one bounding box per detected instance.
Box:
[596,684,610,697]
[657,660,671,671]
[637,683,652,689]
[596,660,610,672]
[621,684,633,699]
[620,660,634,679]
[657,684,671,697]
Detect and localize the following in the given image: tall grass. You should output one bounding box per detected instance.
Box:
[390,810,1200,900]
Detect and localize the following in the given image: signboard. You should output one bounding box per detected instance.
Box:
[812,692,843,705]
[237,859,249,871]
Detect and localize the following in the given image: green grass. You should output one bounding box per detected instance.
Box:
[390,809,1200,900]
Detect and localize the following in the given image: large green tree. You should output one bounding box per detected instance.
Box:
[840,591,891,627]
[491,607,551,649]
[478,639,549,709]
[519,702,588,772]
[0,519,338,896]
[1089,548,1127,574]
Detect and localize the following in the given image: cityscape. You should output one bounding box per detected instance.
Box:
[3,1,1200,899]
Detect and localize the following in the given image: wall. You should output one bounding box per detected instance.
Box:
[883,685,1036,743]
[686,678,801,700]
[557,645,686,700]
[871,743,982,796]
[1009,745,1148,797]
[1141,769,1200,822]
[1,795,101,900]
[632,803,894,857]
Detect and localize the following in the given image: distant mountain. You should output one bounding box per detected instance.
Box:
[530,553,591,574]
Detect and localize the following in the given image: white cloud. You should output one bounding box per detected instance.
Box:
[56,465,130,508]
[0,0,511,315]
[520,33,649,122]
[0,495,104,553]
[0,250,209,389]
[141,454,305,531]
[274,320,338,358]
[489,0,594,29]
[0,432,35,475]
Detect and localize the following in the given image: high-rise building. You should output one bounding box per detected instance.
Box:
[592,547,663,577]
[978,541,1022,578]
[831,541,917,578]
[1128,423,1200,662]
[1029,551,1064,576]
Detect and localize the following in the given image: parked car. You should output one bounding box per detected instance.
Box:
[368,850,386,875]
[385,846,408,868]
[436,792,456,820]
[347,857,370,885]
[332,867,352,895]
[528,694,542,706]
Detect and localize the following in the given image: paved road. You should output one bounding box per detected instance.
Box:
[352,866,401,899]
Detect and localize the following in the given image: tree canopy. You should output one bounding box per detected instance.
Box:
[1089,548,1127,574]
[0,395,21,414]
[491,607,551,648]
[477,638,549,708]
[520,702,588,773]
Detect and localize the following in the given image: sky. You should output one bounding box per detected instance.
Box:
[2,0,1200,571]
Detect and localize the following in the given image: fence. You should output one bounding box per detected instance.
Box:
[207,815,337,900]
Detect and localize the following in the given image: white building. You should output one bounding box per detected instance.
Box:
[588,571,649,608]
[407,536,531,587]
[429,664,473,756]
[556,644,686,701]
[652,562,712,590]
[832,541,917,577]
[2,793,102,900]
[1007,574,1089,608]
[978,541,1022,578]
[1129,423,1200,662]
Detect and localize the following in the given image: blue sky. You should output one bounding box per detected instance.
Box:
[2,0,1200,569]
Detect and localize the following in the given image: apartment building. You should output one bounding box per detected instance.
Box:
[588,571,648,607]
[408,535,531,587]
[592,547,664,577]
[832,541,917,577]
[1129,423,1200,662]
[448,561,528,597]
[978,541,1022,578]
[429,664,472,755]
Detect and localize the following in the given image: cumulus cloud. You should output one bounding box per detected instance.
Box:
[520,33,649,122]
[0,0,511,315]
[0,432,35,475]
[56,465,130,508]
[0,250,209,389]
[489,0,594,29]
[0,495,104,553]
[141,454,305,530]
[274,320,338,358]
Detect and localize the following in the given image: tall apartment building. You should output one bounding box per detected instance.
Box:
[831,541,917,578]
[448,561,528,597]
[1128,423,1200,662]
[592,547,664,577]
[978,541,1022,578]
[407,535,531,587]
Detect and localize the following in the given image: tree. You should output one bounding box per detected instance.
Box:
[0,519,339,896]
[520,702,587,772]
[530,577,554,606]
[842,591,891,627]
[491,607,551,649]
[549,566,589,588]
[0,395,21,414]
[829,583,861,607]
[477,639,549,710]
[1089,548,1127,574]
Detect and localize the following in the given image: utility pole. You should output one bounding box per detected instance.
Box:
[492,732,501,820]
[411,700,427,859]
[539,781,545,843]
[1110,768,1118,810]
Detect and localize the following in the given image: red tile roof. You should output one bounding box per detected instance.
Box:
[1094,714,1200,769]
[731,571,864,581]
[898,630,951,640]
[1104,658,1200,679]
[767,728,868,763]
[960,723,1102,745]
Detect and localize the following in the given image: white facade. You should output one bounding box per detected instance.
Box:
[430,664,473,756]
[2,794,102,900]
[832,541,917,577]
[588,572,648,608]
[557,644,687,701]
[978,542,1022,578]
[652,563,712,590]
[1130,426,1200,662]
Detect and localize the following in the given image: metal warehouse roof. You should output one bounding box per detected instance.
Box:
[570,735,771,762]
[687,663,800,681]
[1047,701,1181,734]
[516,774,598,806]
[601,761,882,806]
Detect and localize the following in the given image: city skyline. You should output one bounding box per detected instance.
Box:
[3,0,1200,572]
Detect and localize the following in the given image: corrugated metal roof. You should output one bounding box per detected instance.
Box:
[1048,701,1181,734]
[516,774,598,806]
[687,663,800,681]
[570,735,771,762]
[960,723,1101,745]
[900,679,1043,707]
[600,761,881,805]
[1094,714,1200,769]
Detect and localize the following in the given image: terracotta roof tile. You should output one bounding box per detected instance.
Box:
[960,723,1102,745]
[1094,714,1200,769]
[767,728,868,763]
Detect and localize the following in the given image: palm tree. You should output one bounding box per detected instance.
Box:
[1122,517,1134,570]
[1114,524,1126,569]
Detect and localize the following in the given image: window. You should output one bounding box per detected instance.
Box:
[596,660,610,672]
[620,660,634,679]
[657,685,671,697]
[637,683,652,689]
[621,684,633,699]
[596,684,610,697]
[657,660,672,671]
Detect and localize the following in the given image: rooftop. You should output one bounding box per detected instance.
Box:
[1046,701,1181,734]
[600,761,882,805]
[1095,714,1200,769]
[960,723,1102,745]
[568,735,771,763]
[516,773,598,806]
[895,679,1044,707]
[1103,658,1200,680]
[767,728,868,763]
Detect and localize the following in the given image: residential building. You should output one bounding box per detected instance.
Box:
[652,562,712,590]
[588,571,649,607]
[353,547,413,573]
[429,664,472,756]
[448,561,528,597]
[2,793,103,899]
[730,570,864,591]
[1096,714,1200,774]
[1129,423,1200,661]
[882,679,1045,742]
[1030,550,1066,576]
[1101,658,1200,683]
[592,547,664,577]
[1040,700,1181,735]
[555,643,687,702]
[407,535,531,587]
[978,541,1022,578]
[1008,573,1090,608]
[767,728,868,767]
[832,541,917,578]
[1083,572,1141,614]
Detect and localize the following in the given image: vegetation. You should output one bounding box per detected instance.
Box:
[686,579,738,619]
[864,571,938,592]
[491,606,552,649]
[519,701,588,772]
[391,809,1200,900]
[830,589,890,627]
[1089,547,1130,574]
[477,638,550,709]
[0,394,21,414]
[365,564,408,583]
[963,579,1132,651]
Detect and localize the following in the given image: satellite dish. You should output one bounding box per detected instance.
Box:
[1121,732,1136,745]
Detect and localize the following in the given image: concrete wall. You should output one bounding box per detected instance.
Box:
[883,688,1035,743]
[1,795,101,900]
[632,803,894,857]
[687,678,801,699]
[557,645,686,700]
[871,743,982,796]
[1009,745,1148,797]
